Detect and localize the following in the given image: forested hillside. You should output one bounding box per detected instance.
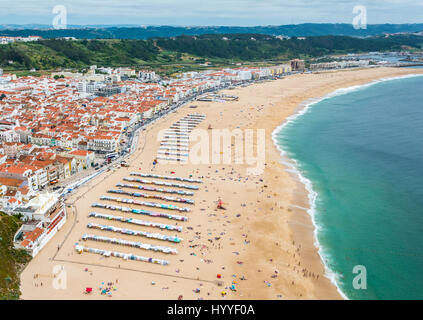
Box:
[1,33,422,71]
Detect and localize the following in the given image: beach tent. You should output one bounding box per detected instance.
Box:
[217,199,226,210]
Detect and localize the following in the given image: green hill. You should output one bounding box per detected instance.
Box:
[0,213,31,300]
[1,34,422,72]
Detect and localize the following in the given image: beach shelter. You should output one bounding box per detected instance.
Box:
[217,199,226,210]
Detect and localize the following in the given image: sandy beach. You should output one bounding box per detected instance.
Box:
[19,67,423,300]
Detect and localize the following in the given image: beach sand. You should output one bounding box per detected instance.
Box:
[19,67,423,300]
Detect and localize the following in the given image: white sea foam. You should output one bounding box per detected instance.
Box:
[271,72,423,300]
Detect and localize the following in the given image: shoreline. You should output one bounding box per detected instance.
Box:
[272,71,423,300]
[19,67,423,300]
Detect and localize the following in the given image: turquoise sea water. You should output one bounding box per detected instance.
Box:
[275,74,423,300]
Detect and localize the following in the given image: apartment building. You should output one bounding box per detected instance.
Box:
[12,193,67,257]
[290,59,306,71]
[87,134,119,153]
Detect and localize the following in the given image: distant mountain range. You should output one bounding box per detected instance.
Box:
[1,24,423,39]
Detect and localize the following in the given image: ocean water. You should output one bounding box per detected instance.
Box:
[274,74,423,300]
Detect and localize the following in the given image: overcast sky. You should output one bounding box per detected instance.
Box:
[1,0,422,26]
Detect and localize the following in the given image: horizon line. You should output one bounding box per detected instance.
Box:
[2,22,423,29]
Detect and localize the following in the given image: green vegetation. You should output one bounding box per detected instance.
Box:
[0,39,160,71]
[0,213,31,300]
[156,33,423,60]
[1,33,423,75]
[2,24,423,39]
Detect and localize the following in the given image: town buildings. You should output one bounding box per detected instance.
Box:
[0,36,42,45]
[0,63,291,217]
[309,60,370,71]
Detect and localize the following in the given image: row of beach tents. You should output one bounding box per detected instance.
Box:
[92,202,189,221]
[108,189,194,204]
[87,222,182,243]
[74,244,170,265]
[88,212,183,232]
[82,234,178,254]
[99,195,191,212]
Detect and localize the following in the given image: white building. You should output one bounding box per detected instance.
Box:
[0,129,21,143]
[139,71,158,82]
[77,81,104,94]
[236,70,252,81]
[13,193,67,257]
[87,134,119,153]
[0,36,41,45]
